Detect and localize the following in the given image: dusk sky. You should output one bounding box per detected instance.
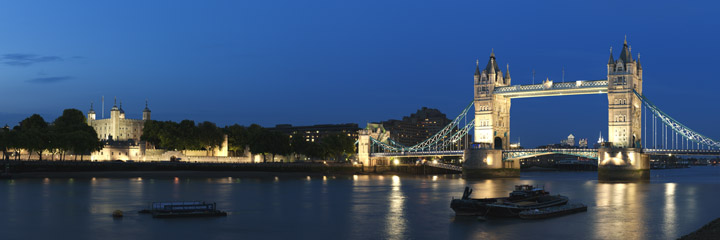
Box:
[1,0,719,148]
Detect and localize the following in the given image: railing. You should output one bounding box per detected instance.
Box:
[424,162,462,172]
[494,80,608,94]
[504,148,599,160]
[371,150,463,157]
[643,149,720,155]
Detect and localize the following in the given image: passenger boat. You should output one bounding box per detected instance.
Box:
[518,203,587,219]
[139,201,227,218]
[450,185,568,217]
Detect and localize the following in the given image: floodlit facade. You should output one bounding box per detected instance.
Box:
[473,51,511,149]
[607,38,643,148]
[87,98,150,142]
[87,98,150,161]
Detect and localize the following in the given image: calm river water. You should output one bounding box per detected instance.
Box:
[1,167,719,240]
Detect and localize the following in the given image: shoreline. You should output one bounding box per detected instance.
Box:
[8,170,462,179]
[679,217,720,240]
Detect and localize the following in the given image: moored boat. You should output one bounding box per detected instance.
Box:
[518,203,587,219]
[140,201,227,218]
[450,185,569,217]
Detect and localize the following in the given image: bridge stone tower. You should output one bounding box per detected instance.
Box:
[473,52,511,149]
[599,38,649,181]
[463,52,519,178]
[607,38,643,148]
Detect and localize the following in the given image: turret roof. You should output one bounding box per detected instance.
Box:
[619,39,633,63]
[143,99,151,112]
[484,52,501,74]
[504,64,511,79]
[474,59,480,76]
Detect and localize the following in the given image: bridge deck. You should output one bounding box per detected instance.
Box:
[494,80,608,99]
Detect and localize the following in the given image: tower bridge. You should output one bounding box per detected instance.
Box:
[357,39,720,180]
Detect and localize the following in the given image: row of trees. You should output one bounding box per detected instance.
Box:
[0,109,103,161]
[141,120,224,152]
[225,124,355,162]
[142,121,356,162]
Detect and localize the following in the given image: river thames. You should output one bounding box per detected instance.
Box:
[1,166,719,240]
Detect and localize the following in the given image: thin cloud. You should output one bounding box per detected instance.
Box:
[1,53,63,66]
[26,76,72,84]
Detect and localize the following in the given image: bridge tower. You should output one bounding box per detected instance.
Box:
[607,38,643,148]
[473,51,511,149]
[464,52,519,178]
[599,38,649,181]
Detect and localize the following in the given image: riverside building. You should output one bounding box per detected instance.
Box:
[86,98,150,161]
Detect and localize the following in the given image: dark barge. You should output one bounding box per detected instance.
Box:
[518,203,587,219]
[450,185,569,217]
[139,201,227,218]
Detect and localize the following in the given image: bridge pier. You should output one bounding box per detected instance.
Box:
[597,147,649,181]
[462,147,519,178]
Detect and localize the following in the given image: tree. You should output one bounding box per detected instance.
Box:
[18,114,50,160]
[141,120,163,148]
[53,109,103,161]
[246,124,272,162]
[225,124,248,156]
[73,130,104,161]
[267,131,289,162]
[197,121,223,155]
[0,127,10,161]
[320,133,355,162]
[290,134,309,161]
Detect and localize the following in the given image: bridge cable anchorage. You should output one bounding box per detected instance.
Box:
[369,101,474,153]
[634,90,720,149]
[368,100,475,154]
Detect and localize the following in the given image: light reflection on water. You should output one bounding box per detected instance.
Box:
[0,167,718,240]
[384,175,406,240]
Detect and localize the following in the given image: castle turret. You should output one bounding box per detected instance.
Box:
[504,64,511,85]
[87,102,96,124]
[110,97,119,119]
[119,101,126,119]
[143,99,151,120]
[110,97,120,140]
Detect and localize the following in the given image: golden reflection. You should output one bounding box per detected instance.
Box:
[353,175,358,181]
[385,175,406,239]
[274,176,279,182]
[43,178,50,184]
[593,183,646,239]
[663,183,677,238]
[306,176,311,181]
[173,177,179,184]
[432,175,438,181]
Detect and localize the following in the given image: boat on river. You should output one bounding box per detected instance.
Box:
[450,185,568,217]
[139,201,227,218]
[518,203,587,219]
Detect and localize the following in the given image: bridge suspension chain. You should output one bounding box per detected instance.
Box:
[634,90,720,149]
[369,101,475,153]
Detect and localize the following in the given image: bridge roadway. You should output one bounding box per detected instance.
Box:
[371,148,720,160]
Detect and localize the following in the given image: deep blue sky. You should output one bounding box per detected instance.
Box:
[1,0,719,148]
